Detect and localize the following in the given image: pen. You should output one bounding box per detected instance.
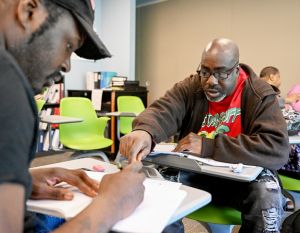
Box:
[180,150,201,157]
[115,162,123,170]
[81,167,93,171]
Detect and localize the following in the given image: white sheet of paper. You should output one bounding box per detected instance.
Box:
[91,89,103,111]
[27,171,186,233]
[112,179,186,233]
[153,143,176,152]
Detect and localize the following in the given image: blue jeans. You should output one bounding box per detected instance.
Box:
[179,168,285,233]
[33,213,65,233]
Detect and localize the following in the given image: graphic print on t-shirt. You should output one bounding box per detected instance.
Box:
[198,68,248,139]
[199,108,241,138]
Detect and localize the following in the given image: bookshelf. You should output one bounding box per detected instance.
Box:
[38,77,65,152]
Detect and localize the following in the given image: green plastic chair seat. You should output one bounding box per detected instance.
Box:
[187,204,242,225]
[119,121,133,135]
[59,97,113,153]
[279,174,300,191]
[61,137,113,150]
[117,96,145,135]
[35,99,46,113]
[187,175,298,230]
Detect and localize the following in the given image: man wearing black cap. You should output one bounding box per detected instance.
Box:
[0,0,145,232]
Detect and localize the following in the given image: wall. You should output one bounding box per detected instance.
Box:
[136,0,300,103]
[64,0,136,92]
[99,0,136,79]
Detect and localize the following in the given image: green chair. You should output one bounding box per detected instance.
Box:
[187,175,299,233]
[279,175,300,191]
[117,96,145,135]
[187,204,241,233]
[59,97,113,162]
[35,99,46,113]
[279,174,300,211]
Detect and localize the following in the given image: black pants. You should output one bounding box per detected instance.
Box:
[162,220,184,233]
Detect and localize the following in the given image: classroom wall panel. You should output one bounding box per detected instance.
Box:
[136,0,300,103]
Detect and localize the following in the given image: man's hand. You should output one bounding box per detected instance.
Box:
[174,132,203,154]
[98,162,146,220]
[119,130,152,163]
[30,168,99,200]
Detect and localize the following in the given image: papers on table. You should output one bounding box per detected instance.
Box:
[148,143,263,181]
[113,179,186,233]
[27,171,186,233]
[153,143,176,153]
[152,143,256,168]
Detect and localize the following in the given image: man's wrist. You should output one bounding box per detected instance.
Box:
[132,129,156,151]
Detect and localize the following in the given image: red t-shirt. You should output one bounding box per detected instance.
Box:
[198,68,248,139]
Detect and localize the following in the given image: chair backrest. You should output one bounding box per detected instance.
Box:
[35,99,46,113]
[117,96,145,135]
[59,97,103,141]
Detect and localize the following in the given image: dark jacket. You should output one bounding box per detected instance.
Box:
[133,64,289,170]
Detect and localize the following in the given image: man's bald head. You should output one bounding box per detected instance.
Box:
[199,38,240,102]
[202,38,239,67]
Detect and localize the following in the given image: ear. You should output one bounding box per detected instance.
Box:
[269,74,276,82]
[235,65,240,76]
[16,0,48,33]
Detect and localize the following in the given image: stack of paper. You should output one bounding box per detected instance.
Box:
[27,171,186,233]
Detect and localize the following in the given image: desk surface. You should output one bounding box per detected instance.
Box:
[144,154,263,182]
[99,111,138,117]
[40,115,83,124]
[31,158,211,225]
[289,135,300,144]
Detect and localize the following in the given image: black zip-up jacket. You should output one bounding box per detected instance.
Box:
[133,64,289,170]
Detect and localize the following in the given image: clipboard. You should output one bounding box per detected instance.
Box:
[143,153,263,182]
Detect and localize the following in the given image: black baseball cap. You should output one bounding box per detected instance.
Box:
[52,0,111,60]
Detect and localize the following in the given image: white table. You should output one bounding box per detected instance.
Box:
[31,158,211,226]
[102,111,138,140]
[39,115,83,150]
[289,135,300,144]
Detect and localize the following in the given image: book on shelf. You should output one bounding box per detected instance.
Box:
[100,71,117,89]
[37,84,63,152]
[86,71,120,89]
[86,71,100,90]
[27,171,186,233]
[111,76,128,87]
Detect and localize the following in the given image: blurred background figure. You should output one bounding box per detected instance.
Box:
[260,66,300,108]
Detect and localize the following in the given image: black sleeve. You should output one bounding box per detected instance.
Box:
[0,51,36,199]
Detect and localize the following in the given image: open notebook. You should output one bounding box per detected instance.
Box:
[27,171,186,233]
[146,143,263,182]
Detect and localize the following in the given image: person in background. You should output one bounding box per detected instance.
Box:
[120,38,289,233]
[260,66,300,108]
[0,0,145,232]
[260,68,300,211]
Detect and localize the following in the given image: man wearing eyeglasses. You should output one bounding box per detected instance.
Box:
[120,38,289,232]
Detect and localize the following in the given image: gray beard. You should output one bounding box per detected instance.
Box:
[205,92,226,102]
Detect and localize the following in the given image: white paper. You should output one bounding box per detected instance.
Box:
[153,143,176,152]
[86,72,95,90]
[112,180,186,233]
[91,89,103,111]
[151,143,256,169]
[27,171,186,233]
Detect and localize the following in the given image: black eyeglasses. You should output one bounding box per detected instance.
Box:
[196,62,239,81]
